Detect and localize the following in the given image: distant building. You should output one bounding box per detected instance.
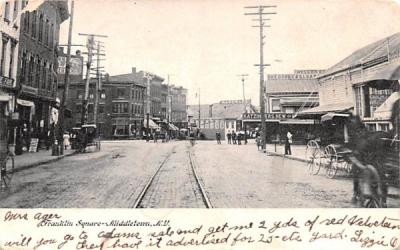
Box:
[57,47,84,83]
[187,99,256,139]
[65,72,146,139]
[254,69,322,142]
[169,85,187,128]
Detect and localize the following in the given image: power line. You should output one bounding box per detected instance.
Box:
[244,4,277,152]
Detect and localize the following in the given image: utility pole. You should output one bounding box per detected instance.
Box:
[57,0,74,155]
[237,74,248,143]
[93,41,106,125]
[245,5,276,152]
[198,88,200,135]
[78,33,107,126]
[144,73,153,141]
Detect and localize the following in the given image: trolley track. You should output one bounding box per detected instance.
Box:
[132,143,212,208]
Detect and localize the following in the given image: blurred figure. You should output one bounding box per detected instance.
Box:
[285,131,292,155]
[216,132,221,144]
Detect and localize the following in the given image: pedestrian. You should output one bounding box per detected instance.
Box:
[285,131,293,155]
[232,131,237,144]
[227,131,232,144]
[153,132,158,143]
[256,135,261,150]
[216,132,221,144]
[237,132,242,145]
[63,131,70,150]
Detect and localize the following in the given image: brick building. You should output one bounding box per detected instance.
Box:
[169,85,187,128]
[14,0,68,154]
[64,72,146,139]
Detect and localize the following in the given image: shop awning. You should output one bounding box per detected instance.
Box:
[168,123,178,131]
[321,112,350,123]
[17,99,34,107]
[295,102,353,117]
[373,91,400,120]
[0,94,11,102]
[143,119,159,129]
[360,62,400,89]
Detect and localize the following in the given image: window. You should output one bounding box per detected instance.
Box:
[271,99,281,112]
[88,104,94,113]
[12,1,18,21]
[31,11,37,38]
[89,92,94,99]
[28,55,34,86]
[100,90,106,99]
[0,38,7,75]
[112,103,128,113]
[4,2,10,21]
[38,14,43,42]
[36,58,41,88]
[20,52,27,84]
[99,105,104,114]
[44,19,49,45]
[117,88,125,98]
[379,123,389,132]
[8,42,16,77]
[76,104,82,113]
[23,12,30,33]
[49,23,54,47]
[47,64,52,90]
[363,86,371,118]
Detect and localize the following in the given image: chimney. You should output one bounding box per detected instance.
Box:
[132,67,136,74]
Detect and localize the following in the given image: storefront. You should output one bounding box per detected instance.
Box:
[242,112,319,143]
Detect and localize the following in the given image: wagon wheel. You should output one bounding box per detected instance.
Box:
[324,144,338,178]
[306,140,321,175]
[1,154,15,189]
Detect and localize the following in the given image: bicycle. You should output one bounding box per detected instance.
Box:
[1,149,15,189]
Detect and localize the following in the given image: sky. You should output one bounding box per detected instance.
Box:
[58,0,400,105]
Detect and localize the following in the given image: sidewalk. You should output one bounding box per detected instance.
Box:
[11,149,75,173]
[265,143,309,163]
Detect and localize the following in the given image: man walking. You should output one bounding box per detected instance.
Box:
[232,131,237,144]
[216,132,221,144]
[227,131,232,144]
[285,131,292,155]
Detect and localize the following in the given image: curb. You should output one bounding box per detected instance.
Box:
[266,151,310,164]
[11,151,77,174]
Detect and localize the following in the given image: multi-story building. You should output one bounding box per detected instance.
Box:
[300,32,400,132]
[256,69,322,142]
[12,0,68,154]
[169,85,187,128]
[65,72,146,139]
[0,0,23,151]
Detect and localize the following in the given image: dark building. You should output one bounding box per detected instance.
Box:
[169,85,187,128]
[14,0,69,153]
[57,47,84,83]
[65,73,146,139]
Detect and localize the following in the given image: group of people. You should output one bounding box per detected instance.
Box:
[255,131,293,155]
[224,130,247,145]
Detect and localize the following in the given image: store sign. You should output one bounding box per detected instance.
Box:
[58,57,83,75]
[242,113,294,120]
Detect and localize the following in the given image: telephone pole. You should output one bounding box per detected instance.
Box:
[237,74,248,142]
[245,5,277,152]
[57,0,74,155]
[78,33,107,126]
[144,73,153,141]
[93,41,106,125]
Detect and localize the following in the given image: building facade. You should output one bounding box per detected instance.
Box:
[169,85,187,128]
[65,73,146,139]
[258,70,322,142]
[9,0,68,154]
[302,33,400,133]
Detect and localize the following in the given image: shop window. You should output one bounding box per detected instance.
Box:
[379,123,389,132]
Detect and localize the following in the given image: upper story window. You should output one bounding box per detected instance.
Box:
[31,11,37,38]
[4,2,10,22]
[12,1,18,21]
[38,13,44,42]
[117,88,125,98]
[112,102,128,113]
[271,99,281,112]
[100,90,106,99]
